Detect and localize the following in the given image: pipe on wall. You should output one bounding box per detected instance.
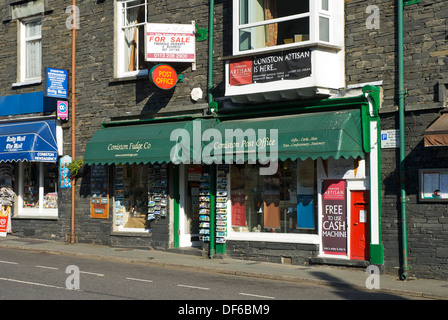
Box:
[397,0,409,280]
[208,0,217,113]
[70,1,77,245]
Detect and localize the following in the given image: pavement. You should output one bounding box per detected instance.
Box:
[0,235,447,300]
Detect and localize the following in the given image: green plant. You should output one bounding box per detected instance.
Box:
[68,158,84,179]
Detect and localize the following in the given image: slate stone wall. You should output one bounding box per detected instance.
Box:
[346,0,448,279]
[2,0,448,279]
[0,0,224,248]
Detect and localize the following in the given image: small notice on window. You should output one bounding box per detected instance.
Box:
[419,169,448,201]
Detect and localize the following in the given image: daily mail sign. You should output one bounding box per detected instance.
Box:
[145,23,196,63]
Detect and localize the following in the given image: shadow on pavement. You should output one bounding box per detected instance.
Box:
[311,271,409,300]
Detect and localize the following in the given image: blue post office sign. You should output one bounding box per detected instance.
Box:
[45,68,68,98]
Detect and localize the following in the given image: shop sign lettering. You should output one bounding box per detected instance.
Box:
[170,122,278,176]
[229,48,311,86]
[150,64,179,90]
[108,141,151,153]
[321,180,347,255]
[283,136,325,149]
[4,135,26,151]
[145,23,196,63]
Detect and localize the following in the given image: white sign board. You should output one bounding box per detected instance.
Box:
[145,23,196,63]
[381,129,399,149]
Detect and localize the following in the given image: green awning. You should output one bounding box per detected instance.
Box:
[84,118,217,165]
[84,110,365,166]
[205,109,365,163]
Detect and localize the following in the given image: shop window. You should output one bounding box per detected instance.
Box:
[233,0,342,55]
[19,17,42,82]
[17,162,58,217]
[113,163,168,232]
[229,159,317,235]
[116,0,149,78]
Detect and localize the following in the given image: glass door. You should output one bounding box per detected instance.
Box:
[179,164,203,247]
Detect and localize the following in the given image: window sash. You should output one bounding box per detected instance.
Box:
[117,0,149,76]
[21,18,42,81]
[238,12,310,29]
[233,0,339,55]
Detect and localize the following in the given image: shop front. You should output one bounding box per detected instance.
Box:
[83,118,218,249]
[83,88,384,265]
[201,88,383,265]
[0,118,61,233]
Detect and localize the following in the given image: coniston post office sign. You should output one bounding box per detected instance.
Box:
[145,23,196,63]
[150,64,179,90]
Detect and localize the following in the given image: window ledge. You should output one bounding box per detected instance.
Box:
[227,232,319,244]
[110,231,151,237]
[110,71,149,84]
[220,42,342,61]
[12,215,58,220]
[12,79,42,88]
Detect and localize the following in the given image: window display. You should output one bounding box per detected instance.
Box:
[114,163,168,231]
[21,162,58,211]
[230,159,316,234]
[215,165,229,243]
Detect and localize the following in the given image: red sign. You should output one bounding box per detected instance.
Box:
[150,64,178,90]
[229,59,253,86]
[0,206,10,237]
[322,180,347,255]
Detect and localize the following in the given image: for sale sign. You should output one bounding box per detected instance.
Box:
[145,23,195,63]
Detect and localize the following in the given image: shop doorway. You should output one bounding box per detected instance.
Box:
[350,190,370,260]
[179,165,204,247]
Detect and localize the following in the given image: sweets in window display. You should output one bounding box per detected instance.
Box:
[23,186,38,208]
[43,193,58,209]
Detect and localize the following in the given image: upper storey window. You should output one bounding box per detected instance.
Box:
[20,17,42,82]
[233,0,342,55]
[116,0,149,77]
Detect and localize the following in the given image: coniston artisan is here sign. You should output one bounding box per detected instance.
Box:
[229,48,311,86]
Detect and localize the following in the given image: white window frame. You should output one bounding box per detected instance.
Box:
[225,161,320,245]
[116,0,149,78]
[19,17,42,83]
[17,162,58,218]
[232,0,343,56]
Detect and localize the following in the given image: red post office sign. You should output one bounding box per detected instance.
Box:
[150,64,178,90]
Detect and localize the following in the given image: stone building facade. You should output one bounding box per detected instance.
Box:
[0,0,447,280]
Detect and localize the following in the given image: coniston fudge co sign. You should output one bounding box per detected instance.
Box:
[229,48,311,86]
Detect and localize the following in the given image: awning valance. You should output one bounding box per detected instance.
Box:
[424,113,448,147]
[205,109,365,163]
[84,118,217,165]
[0,120,58,163]
[84,109,365,166]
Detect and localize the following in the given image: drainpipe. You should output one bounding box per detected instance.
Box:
[207,0,216,258]
[397,0,409,280]
[70,1,78,244]
[208,0,217,113]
